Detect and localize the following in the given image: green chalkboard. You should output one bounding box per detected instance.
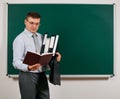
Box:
[7,4,114,76]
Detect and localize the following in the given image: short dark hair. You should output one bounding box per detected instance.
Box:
[25,12,41,19]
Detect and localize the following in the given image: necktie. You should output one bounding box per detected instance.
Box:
[32,34,40,53]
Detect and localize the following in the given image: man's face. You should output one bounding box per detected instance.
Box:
[25,17,40,33]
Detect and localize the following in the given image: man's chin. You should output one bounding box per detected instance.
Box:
[31,30,36,33]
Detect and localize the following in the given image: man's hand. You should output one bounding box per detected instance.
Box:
[56,52,62,62]
[28,63,41,71]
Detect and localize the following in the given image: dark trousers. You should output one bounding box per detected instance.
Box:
[19,71,50,99]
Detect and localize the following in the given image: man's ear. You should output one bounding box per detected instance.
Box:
[24,19,27,24]
[24,19,27,25]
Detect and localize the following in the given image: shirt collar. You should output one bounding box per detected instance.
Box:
[24,28,38,37]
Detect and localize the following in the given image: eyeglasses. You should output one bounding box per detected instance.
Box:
[26,20,40,26]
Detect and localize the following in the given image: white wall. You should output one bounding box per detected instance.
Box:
[0,0,120,99]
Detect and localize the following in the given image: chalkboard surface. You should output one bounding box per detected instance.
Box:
[7,4,114,76]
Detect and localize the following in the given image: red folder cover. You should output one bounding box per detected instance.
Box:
[23,51,53,66]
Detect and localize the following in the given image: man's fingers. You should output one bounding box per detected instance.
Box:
[29,64,41,71]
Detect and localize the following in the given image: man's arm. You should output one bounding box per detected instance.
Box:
[13,37,28,71]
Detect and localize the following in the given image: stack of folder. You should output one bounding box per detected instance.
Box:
[40,34,59,56]
[41,34,60,85]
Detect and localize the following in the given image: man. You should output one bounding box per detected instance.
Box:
[13,12,61,99]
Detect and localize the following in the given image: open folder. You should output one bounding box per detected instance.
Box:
[23,51,53,66]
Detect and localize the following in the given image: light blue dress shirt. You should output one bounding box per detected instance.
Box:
[13,29,49,73]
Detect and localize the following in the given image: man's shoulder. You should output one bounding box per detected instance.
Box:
[16,32,26,39]
[14,31,27,42]
[37,32,42,36]
[36,32,43,38]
